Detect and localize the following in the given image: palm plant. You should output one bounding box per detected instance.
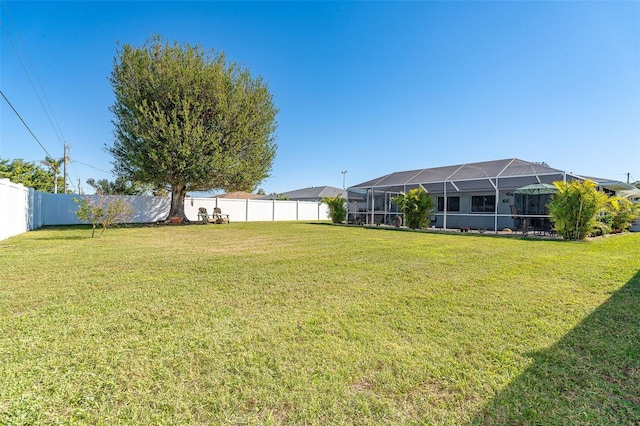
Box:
[607,196,640,232]
[548,180,609,240]
[392,187,434,229]
[322,195,347,224]
[40,156,64,194]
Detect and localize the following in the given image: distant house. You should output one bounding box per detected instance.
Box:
[212,191,262,199]
[349,158,640,231]
[273,186,347,202]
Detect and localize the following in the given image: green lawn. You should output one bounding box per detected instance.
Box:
[1,223,638,425]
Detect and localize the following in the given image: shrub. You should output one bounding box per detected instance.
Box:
[548,180,609,240]
[592,212,613,237]
[322,195,347,224]
[74,196,133,237]
[608,196,640,232]
[392,188,434,229]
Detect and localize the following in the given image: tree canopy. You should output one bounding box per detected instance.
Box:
[108,35,278,220]
[40,156,64,194]
[0,158,62,192]
[86,177,154,196]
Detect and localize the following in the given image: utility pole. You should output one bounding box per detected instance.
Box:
[63,144,70,193]
[628,173,631,184]
[341,170,347,189]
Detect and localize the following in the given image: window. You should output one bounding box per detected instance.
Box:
[447,196,460,212]
[437,196,460,212]
[471,195,495,213]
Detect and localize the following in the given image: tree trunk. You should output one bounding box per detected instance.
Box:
[167,184,188,221]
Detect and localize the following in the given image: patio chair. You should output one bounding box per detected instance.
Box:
[213,207,230,224]
[531,217,545,235]
[510,205,524,233]
[198,207,215,224]
[541,218,556,236]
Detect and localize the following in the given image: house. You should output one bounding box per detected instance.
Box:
[273,186,347,202]
[348,158,640,231]
[212,191,262,199]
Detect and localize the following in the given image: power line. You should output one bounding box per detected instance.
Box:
[1,90,77,192]
[64,160,112,193]
[0,90,55,159]
[71,160,111,174]
[0,1,67,148]
[1,0,78,191]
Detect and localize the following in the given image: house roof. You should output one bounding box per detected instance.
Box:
[280,186,346,200]
[213,191,262,199]
[349,158,572,193]
[349,158,640,197]
[578,177,640,199]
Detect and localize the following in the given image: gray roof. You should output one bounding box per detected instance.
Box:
[349,158,570,193]
[349,158,640,198]
[578,177,640,198]
[280,186,347,200]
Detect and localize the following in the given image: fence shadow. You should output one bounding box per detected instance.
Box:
[471,271,640,425]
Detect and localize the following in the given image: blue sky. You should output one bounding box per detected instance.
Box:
[1,1,639,194]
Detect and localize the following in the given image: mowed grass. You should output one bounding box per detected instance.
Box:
[0,222,638,425]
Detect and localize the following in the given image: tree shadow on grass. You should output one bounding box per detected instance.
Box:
[472,271,640,425]
[29,225,89,240]
[31,223,165,240]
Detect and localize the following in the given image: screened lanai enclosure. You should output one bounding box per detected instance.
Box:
[347,158,640,233]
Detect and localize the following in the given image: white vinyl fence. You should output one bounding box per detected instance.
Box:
[0,179,30,241]
[184,197,329,223]
[31,193,171,226]
[0,178,330,241]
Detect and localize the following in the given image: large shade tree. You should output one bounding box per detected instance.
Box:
[108,35,278,220]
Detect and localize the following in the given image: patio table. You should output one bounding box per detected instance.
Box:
[521,215,551,235]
